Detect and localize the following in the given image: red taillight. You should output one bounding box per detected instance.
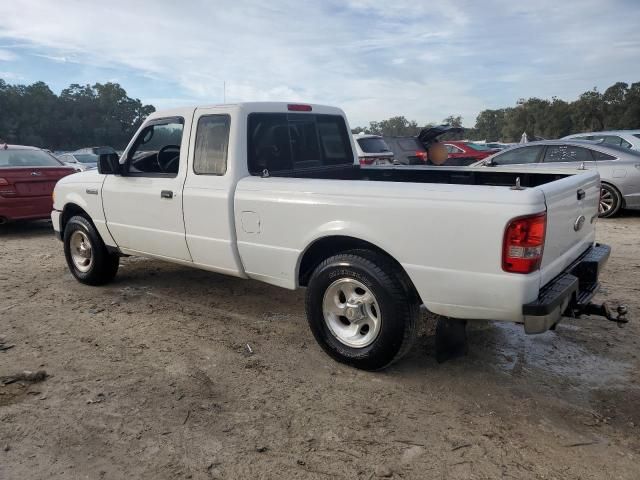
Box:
[287,104,312,112]
[359,156,374,165]
[0,177,16,196]
[415,151,426,158]
[502,212,547,274]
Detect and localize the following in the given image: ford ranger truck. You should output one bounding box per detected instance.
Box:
[51,102,627,370]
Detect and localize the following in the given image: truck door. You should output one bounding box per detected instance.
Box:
[182,108,245,276]
[101,116,191,261]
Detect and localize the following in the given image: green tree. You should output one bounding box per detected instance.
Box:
[0,79,155,150]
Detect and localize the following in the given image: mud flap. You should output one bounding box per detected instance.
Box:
[435,317,468,363]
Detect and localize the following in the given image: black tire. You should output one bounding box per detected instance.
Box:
[599,183,623,218]
[63,215,119,285]
[305,250,419,370]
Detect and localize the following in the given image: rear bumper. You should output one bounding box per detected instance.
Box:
[522,243,610,333]
[0,195,54,221]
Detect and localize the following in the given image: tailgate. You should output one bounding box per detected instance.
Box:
[538,170,600,286]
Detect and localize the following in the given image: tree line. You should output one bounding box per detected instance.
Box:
[352,81,640,142]
[2,78,638,148]
[0,79,155,150]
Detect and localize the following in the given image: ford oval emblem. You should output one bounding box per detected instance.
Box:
[574,215,586,232]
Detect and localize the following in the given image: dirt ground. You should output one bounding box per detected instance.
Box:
[1,213,639,480]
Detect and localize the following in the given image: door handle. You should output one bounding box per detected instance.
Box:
[160,190,173,199]
[577,188,585,200]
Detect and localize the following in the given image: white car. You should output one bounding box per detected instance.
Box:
[51,102,624,370]
[352,133,395,166]
[563,130,640,151]
[57,152,99,172]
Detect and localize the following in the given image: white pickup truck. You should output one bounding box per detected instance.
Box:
[52,102,625,370]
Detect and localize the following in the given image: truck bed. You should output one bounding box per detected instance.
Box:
[272,164,570,188]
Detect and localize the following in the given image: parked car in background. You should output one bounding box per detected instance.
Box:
[0,144,74,224]
[383,136,427,165]
[481,141,513,150]
[57,150,101,171]
[443,141,499,165]
[563,130,640,151]
[352,134,394,166]
[472,140,640,217]
[384,126,466,166]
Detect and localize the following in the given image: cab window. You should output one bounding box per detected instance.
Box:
[247,113,352,174]
[127,118,184,176]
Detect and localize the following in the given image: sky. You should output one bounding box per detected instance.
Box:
[0,0,639,127]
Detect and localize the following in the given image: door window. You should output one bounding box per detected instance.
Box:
[193,115,230,175]
[492,146,543,165]
[127,119,184,176]
[543,145,592,163]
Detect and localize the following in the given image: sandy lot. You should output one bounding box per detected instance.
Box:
[1,213,639,479]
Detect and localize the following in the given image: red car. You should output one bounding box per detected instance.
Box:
[443,141,500,164]
[0,144,75,224]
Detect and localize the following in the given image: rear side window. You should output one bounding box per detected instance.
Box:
[247,113,353,174]
[0,149,63,168]
[193,115,230,175]
[591,150,616,161]
[492,146,544,165]
[544,145,592,163]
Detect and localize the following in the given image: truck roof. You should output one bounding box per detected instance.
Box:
[146,102,346,121]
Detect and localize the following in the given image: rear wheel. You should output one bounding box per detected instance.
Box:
[63,215,119,285]
[305,250,419,370]
[599,183,622,218]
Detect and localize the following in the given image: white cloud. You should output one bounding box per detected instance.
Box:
[0,0,638,127]
[0,48,17,61]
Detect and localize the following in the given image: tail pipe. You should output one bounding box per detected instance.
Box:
[0,216,8,225]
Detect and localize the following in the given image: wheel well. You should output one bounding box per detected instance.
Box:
[60,204,91,233]
[297,236,421,302]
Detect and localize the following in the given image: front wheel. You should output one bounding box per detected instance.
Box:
[305,251,419,370]
[599,183,622,218]
[63,215,119,285]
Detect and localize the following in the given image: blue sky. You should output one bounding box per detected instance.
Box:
[1,0,639,127]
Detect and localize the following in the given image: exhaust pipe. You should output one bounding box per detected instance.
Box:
[0,216,8,225]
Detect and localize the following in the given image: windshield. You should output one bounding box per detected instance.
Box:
[73,153,98,164]
[0,149,64,168]
[465,142,492,151]
[357,137,391,154]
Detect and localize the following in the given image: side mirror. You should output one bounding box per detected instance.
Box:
[98,152,121,175]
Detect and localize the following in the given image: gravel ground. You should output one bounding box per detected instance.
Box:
[1,213,639,479]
